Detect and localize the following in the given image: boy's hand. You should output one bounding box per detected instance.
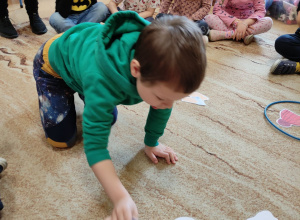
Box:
[106,196,138,220]
[91,160,138,220]
[144,143,178,164]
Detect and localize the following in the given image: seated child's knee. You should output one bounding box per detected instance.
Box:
[94,2,110,13]
[274,35,288,52]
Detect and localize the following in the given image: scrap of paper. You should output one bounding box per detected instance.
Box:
[276,109,300,128]
[181,92,209,106]
[247,210,278,220]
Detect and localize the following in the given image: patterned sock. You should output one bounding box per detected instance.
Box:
[209,30,234,41]
[224,30,234,39]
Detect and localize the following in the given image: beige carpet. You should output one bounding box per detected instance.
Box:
[0,1,300,219]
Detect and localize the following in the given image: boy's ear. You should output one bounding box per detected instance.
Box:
[130,59,141,78]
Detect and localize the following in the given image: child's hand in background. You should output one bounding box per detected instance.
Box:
[246,25,255,36]
[144,143,178,164]
[233,21,247,41]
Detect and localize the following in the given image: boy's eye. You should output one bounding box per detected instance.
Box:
[156,96,163,101]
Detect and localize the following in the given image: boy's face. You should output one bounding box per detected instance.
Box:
[136,78,188,109]
[131,59,189,109]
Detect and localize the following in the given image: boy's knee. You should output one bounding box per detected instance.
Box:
[44,108,77,148]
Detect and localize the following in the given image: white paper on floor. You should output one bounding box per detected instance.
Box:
[247,210,278,220]
[181,92,209,106]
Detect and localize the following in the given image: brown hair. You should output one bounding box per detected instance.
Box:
[134,15,206,93]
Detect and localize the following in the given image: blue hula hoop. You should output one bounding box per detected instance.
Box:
[264,101,300,141]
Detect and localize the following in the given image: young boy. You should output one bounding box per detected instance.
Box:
[270,2,300,75]
[49,0,109,33]
[33,11,206,219]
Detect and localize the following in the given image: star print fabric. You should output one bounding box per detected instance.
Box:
[33,44,76,130]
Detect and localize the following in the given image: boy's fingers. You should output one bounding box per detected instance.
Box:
[123,209,131,220]
[148,152,158,164]
[105,217,111,220]
[174,152,178,161]
[112,210,118,220]
[132,207,139,220]
[162,152,171,164]
[169,152,176,164]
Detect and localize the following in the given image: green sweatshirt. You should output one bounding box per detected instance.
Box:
[47,11,172,166]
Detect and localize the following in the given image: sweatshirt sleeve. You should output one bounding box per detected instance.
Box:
[159,0,172,14]
[191,0,212,21]
[248,0,266,20]
[213,0,236,27]
[144,107,172,146]
[82,73,118,167]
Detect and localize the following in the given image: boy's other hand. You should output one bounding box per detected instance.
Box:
[144,143,178,165]
[106,196,138,220]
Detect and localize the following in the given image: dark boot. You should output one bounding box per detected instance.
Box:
[28,13,47,35]
[0,16,18,39]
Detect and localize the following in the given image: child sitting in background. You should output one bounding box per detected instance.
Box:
[49,0,109,33]
[107,0,159,22]
[33,12,206,219]
[270,2,300,75]
[156,0,212,36]
[205,0,273,45]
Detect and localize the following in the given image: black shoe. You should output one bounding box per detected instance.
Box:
[28,13,47,35]
[270,59,300,75]
[0,198,3,211]
[0,16,18,39]
[0,157,7,174]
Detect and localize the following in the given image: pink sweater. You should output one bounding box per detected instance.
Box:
[159,0,212,21]
[213,0,266,27]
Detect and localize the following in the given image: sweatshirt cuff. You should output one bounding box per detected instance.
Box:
[85,148,111,167]
[144,133,159,147]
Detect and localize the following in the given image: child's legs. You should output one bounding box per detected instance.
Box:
[248,17,273,35]
[49,12,76,33]
[194,19,209,35]
[77,2,110,24]
[275,28,300,62]
[33,45,77,148]
[205,14,233,31]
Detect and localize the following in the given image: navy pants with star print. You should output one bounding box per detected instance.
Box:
[33,43,117,148]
